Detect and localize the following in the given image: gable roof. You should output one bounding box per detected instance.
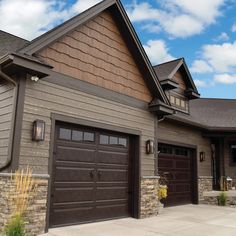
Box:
[16,0,170,105]
[154,58,182,81]
[168,98,236,131]
[153,58,200,97]
[0,30,28,57]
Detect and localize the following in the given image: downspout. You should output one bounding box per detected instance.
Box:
[0,69,18,171]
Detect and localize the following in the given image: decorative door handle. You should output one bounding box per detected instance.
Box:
[97,170,102,178]
[90,170,95,178]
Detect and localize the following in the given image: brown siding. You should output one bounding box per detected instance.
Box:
[19,79,155,176]
[0,80,15,166]
[37,11,152,102]
[158,120,211,177]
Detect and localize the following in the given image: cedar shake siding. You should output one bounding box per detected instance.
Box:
[37,11,152,102]
[173,71,187,91]
[0,80,16,166]
[158,120,211,177]
[19,79,155,176]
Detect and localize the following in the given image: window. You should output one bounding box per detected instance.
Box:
[84,132,94,142]
[59,128,71,140]
[230,143,236,164]
[72,130,83,141]
[59,128,94,142]
[99,135,127,147]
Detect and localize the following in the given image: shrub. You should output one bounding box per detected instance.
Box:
[4,214,25,236]
[218,191,227,206]
[158,185,168,200]
[4,166,37,236]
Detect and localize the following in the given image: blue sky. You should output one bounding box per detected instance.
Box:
[0,0,236,98]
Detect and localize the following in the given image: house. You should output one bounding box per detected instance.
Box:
[0,0,235,235]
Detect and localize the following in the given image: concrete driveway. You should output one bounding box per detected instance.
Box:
[41,205,236,236]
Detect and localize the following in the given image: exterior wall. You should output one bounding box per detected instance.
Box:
[0,173,48,236]
[19,79,155,177]
[37,11,152,102]
[173,71,187,91]
[224,137,236,186]
[0,80,16,167]
[158,120,213,197]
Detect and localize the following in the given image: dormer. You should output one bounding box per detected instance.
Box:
[154,58,200,114]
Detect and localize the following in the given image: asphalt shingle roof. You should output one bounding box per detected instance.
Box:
[173,98,236,129]
[153,58,182,81]
[0,30,29,57]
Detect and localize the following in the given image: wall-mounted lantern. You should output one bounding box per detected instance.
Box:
[146,140,154,154]
[32,120,45,141]
[199,151,205,162]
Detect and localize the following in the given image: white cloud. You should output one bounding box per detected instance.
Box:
[0,0,102,40]
[141,23,162,34]
[127,0,225,38]
[214,73,236,84]
[214,32,229,42]
[232,23,236,32]
[190,60,213,73]
[194,79,207,87]
[71,0,101,14]
[202,41,236,72]
[143,39,175,65]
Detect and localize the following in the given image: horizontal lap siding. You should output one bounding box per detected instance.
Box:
[19,80,155,176]
[37,11,152,102]
[0,82,15,166]
[158,121,211,176]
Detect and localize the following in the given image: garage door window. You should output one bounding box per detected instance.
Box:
[100,135,127,147]
[59,128,94,142]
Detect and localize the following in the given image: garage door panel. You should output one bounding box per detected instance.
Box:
[97,169,128,182]
[175,184,191,193]
[97,151,128,165]
[158,159,173,168]
[53,187,94,203]
[175,159,190,169]
[50,206,94,227]
[56,146,96,163]
[54,166,94,182]
[96,187,128,200]
[174,172,190,181]
[94,204,129,220]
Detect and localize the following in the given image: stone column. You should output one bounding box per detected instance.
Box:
[140,176,159,218]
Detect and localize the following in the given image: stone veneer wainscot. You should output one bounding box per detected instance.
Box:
[0,173,49,236]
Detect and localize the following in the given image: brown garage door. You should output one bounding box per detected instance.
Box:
[49,123,131,227]
[158,144,194,206]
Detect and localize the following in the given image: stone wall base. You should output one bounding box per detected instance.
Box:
[198,176,213,202]
[140,176,159,218]
[202,196,236,208]
[0,173,48,236]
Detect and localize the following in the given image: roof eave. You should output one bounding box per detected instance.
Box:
[0,53,51,78]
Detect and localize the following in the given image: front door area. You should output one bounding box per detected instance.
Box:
[49,122,133,227]
[158,143,196,206]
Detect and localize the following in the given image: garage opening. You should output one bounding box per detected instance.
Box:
[49,122,138,228]
[158,143,197,207]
